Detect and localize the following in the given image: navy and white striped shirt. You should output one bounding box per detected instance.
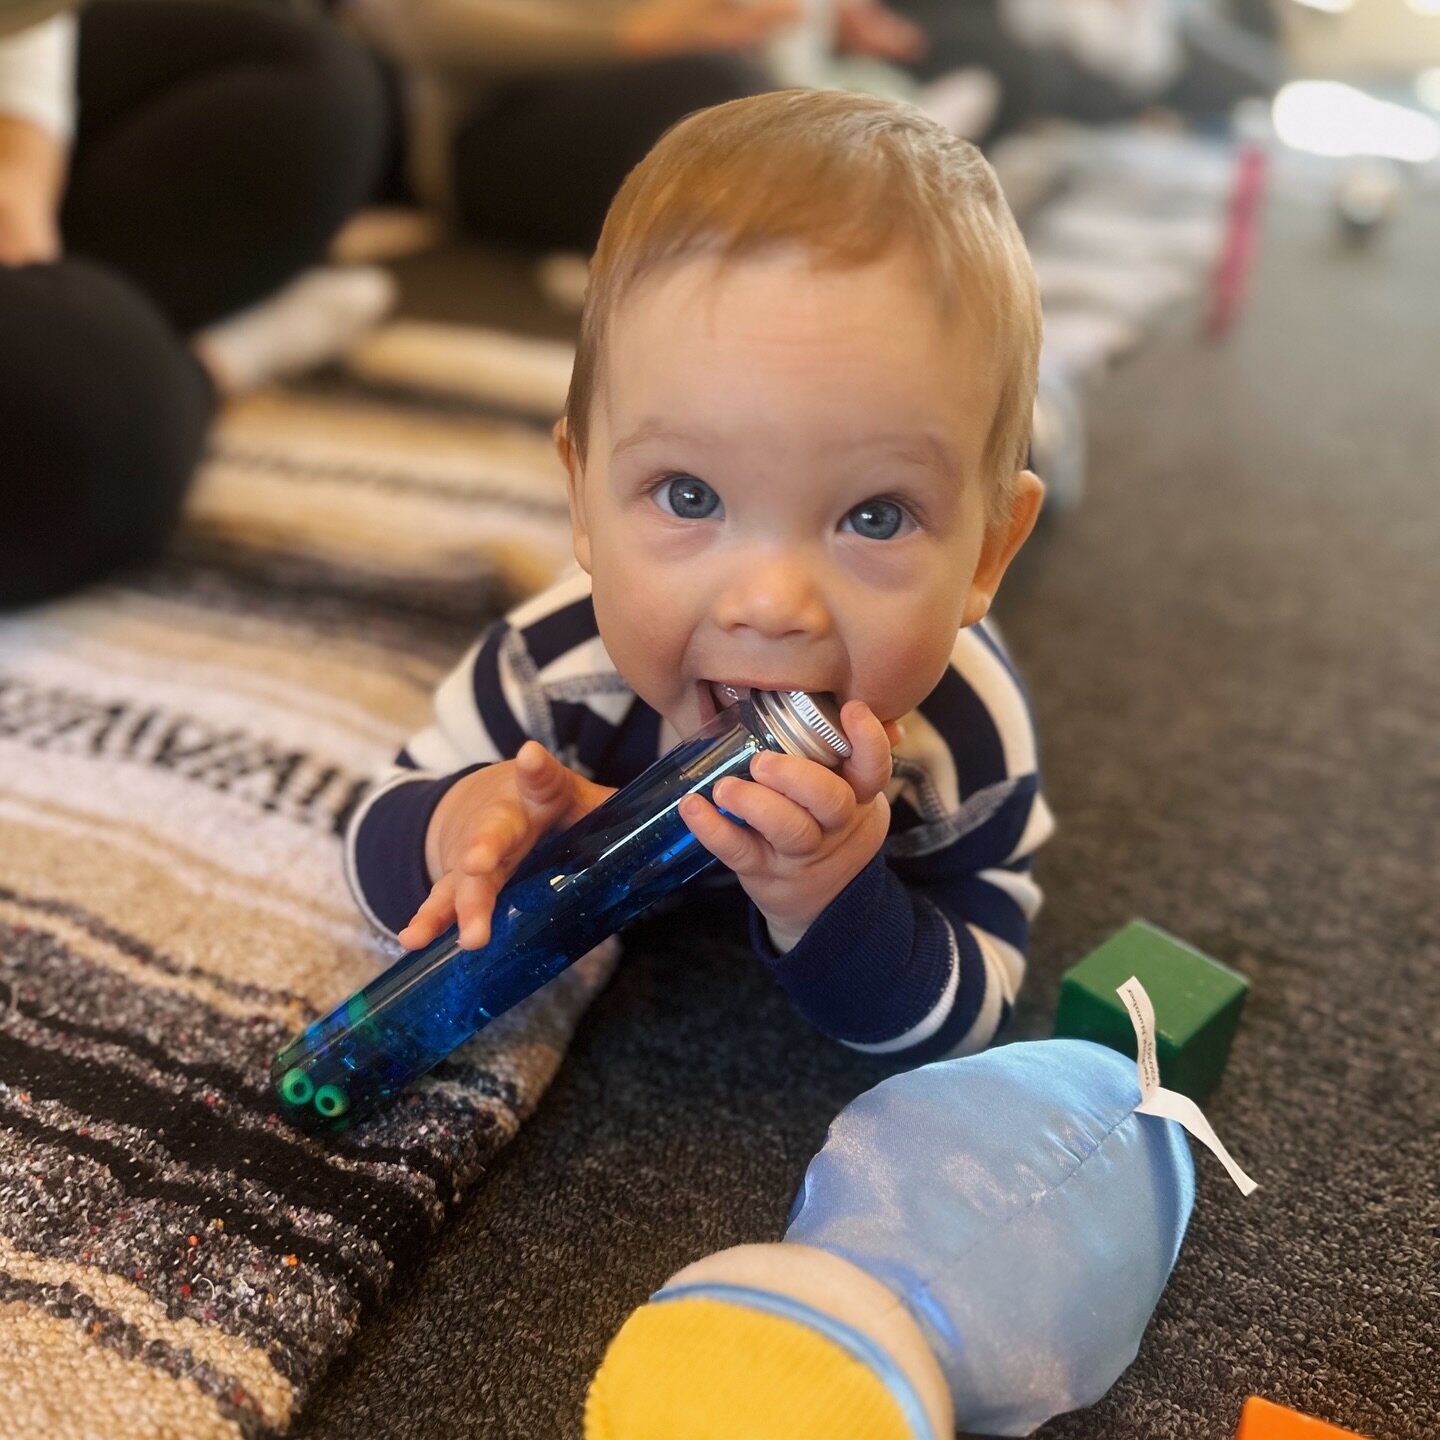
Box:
[346,569,1054,1063]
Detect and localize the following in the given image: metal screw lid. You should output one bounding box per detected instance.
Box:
[751,690,852,766]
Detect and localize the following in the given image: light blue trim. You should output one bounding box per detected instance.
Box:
[651,1282,937,1440]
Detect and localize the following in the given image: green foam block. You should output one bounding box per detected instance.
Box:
[1054,920,1249,1100]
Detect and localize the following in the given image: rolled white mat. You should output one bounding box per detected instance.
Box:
[346,321,577,418]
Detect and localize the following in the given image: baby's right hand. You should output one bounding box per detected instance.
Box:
[399,741,615,953]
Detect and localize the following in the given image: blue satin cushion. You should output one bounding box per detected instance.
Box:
[785,1039,1195,1436]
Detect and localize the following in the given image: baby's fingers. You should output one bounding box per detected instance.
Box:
[713,775,824,856]
[461,799,530,876]
[454,869,505,951]
[397,873,457,951]
[516,738,617,826]
[679,793,770,875]
[746,752,855,833]
[838,700,896,803]
[512,740,573,815]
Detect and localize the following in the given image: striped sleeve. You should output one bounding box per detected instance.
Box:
[756,619,1054,1064]
[343,617,541,937]
[342,569,624,938]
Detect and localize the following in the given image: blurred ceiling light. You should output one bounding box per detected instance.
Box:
[1289,0,1354,12]
[1419,68,1440,110]
[1273,80,1440,161]
[1404,0,1440,14]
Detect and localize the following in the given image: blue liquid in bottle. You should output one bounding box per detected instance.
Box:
[271,689,849,1133]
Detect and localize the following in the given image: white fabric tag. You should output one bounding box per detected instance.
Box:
[1117,977,1258,1196]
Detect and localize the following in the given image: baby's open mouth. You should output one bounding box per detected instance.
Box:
[709,681,751,710]
[698,680,758,725]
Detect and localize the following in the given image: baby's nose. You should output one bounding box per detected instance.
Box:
[713,552,833,641]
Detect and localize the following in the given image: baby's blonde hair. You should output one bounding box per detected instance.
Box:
[564,88,1041,524]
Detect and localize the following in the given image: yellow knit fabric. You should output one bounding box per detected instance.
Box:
[585,1297,916,1440]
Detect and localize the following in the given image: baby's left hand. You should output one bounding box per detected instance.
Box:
[678,700,898,953]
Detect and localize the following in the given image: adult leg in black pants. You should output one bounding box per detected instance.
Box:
[62,0,388,332]
[0,0,388,608]
[0,259,214,607]
[450,53,772,254]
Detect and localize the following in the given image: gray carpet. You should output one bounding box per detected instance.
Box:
[295,189,1438,1440]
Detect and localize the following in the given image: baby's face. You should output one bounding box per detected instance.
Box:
[562,247,1038,739]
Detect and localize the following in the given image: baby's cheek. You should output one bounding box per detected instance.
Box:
[851,628,953,721]
[593,574,689,697]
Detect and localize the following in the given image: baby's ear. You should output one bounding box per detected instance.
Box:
[553,417,575,476]
[961,471,1044,628]
[554,418,593,572]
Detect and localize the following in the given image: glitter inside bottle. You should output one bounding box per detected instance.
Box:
[272,690,850,1133]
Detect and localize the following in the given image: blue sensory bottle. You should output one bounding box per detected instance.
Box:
[272,689,850,1133]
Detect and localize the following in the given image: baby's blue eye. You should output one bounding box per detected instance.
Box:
[656,475,722,520]
[843,499,909,540]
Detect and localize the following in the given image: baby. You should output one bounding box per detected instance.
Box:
[346,87,1053,1063]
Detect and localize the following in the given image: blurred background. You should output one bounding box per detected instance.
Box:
[5,0,1440,591]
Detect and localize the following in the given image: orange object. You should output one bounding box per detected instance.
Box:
[1237,1396,1370,1439]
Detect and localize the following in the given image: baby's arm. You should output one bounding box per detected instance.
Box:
[731,627,1052,1063]
[346,622,612,945]
[754,779,1048,1063]
[679,704,1048,1064]
[347,630,505,938]
[792,780,1045,1047]
[399,742,613,951]
[345,620,592,940]
[678,700,898,955]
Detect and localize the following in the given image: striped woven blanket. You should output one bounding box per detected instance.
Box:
[0,385,610,1439]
